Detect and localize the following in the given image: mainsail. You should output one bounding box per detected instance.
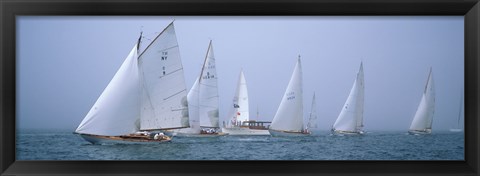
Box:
[138,22,189,131]
[409,68,435,133]
[332,62,364,133]
[75,44,141,136]
[197,41,220,128]
[228,70,249,126]
[270,57,304,132]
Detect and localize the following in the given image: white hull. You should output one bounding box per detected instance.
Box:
[268,129,310,137]
[173,132,227,137]
[163,130,227,137]
[332,130,364,135]
[79,134,171,144]
[449,129,462,132]
[408,130,431,135]
[222,127,270,136]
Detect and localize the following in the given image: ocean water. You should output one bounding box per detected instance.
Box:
[16,129,464,160]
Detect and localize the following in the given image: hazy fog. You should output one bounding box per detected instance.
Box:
[17,16,464,131]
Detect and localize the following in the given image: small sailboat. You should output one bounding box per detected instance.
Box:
[332,62,365,135]
[304,93,318,134]
[409,68,435,135]
[169,40,225,137]
[450,90,463,132]
[269,56,309,137]
[75,22,189,144]
[221,70,271,136]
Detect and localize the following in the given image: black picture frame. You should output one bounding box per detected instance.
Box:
[1,0,479,175]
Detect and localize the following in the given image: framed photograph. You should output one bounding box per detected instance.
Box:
[2,0,479,175]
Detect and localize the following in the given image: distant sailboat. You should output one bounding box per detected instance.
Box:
[221,70,271,136]
[409,68,435,135]
[269,56,309,136]
[450,90,463,132]
[332,62,365,135]
[170,40,224,136]
[305,93,318,134]
[75,22,189,144]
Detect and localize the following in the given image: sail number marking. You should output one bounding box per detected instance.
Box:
[286,91,295,100]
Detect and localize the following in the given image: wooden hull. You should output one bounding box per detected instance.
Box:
[268,129,310,137]
[222,127,270,136]
[79,134,171,144]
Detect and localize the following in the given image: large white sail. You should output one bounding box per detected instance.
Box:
[270,57,304,132]
[138,22,189,130]
[306,93,318,130]
[409,68,435,133]
[76,44,141,136]
[227,70,249,126]
[333,62,364,133]
[198,41,220,128]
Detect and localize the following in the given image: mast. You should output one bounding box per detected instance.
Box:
[137,31,142,52]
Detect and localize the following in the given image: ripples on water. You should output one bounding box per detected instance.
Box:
[16,130,464,160]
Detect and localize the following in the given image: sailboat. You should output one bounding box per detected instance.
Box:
[169,40,225,136]
[269,56,309,137]
[304,93,318,134]
[221,70,271,136]
[409,67,435,135]
[332,62,365,135]
[75,22,190,144]
[450,90,463,132]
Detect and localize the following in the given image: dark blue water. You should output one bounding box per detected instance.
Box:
[16,129,464,160]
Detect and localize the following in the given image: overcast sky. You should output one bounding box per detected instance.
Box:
[17,16,464,132]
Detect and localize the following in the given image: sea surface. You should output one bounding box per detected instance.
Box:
[16,129,464,160]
